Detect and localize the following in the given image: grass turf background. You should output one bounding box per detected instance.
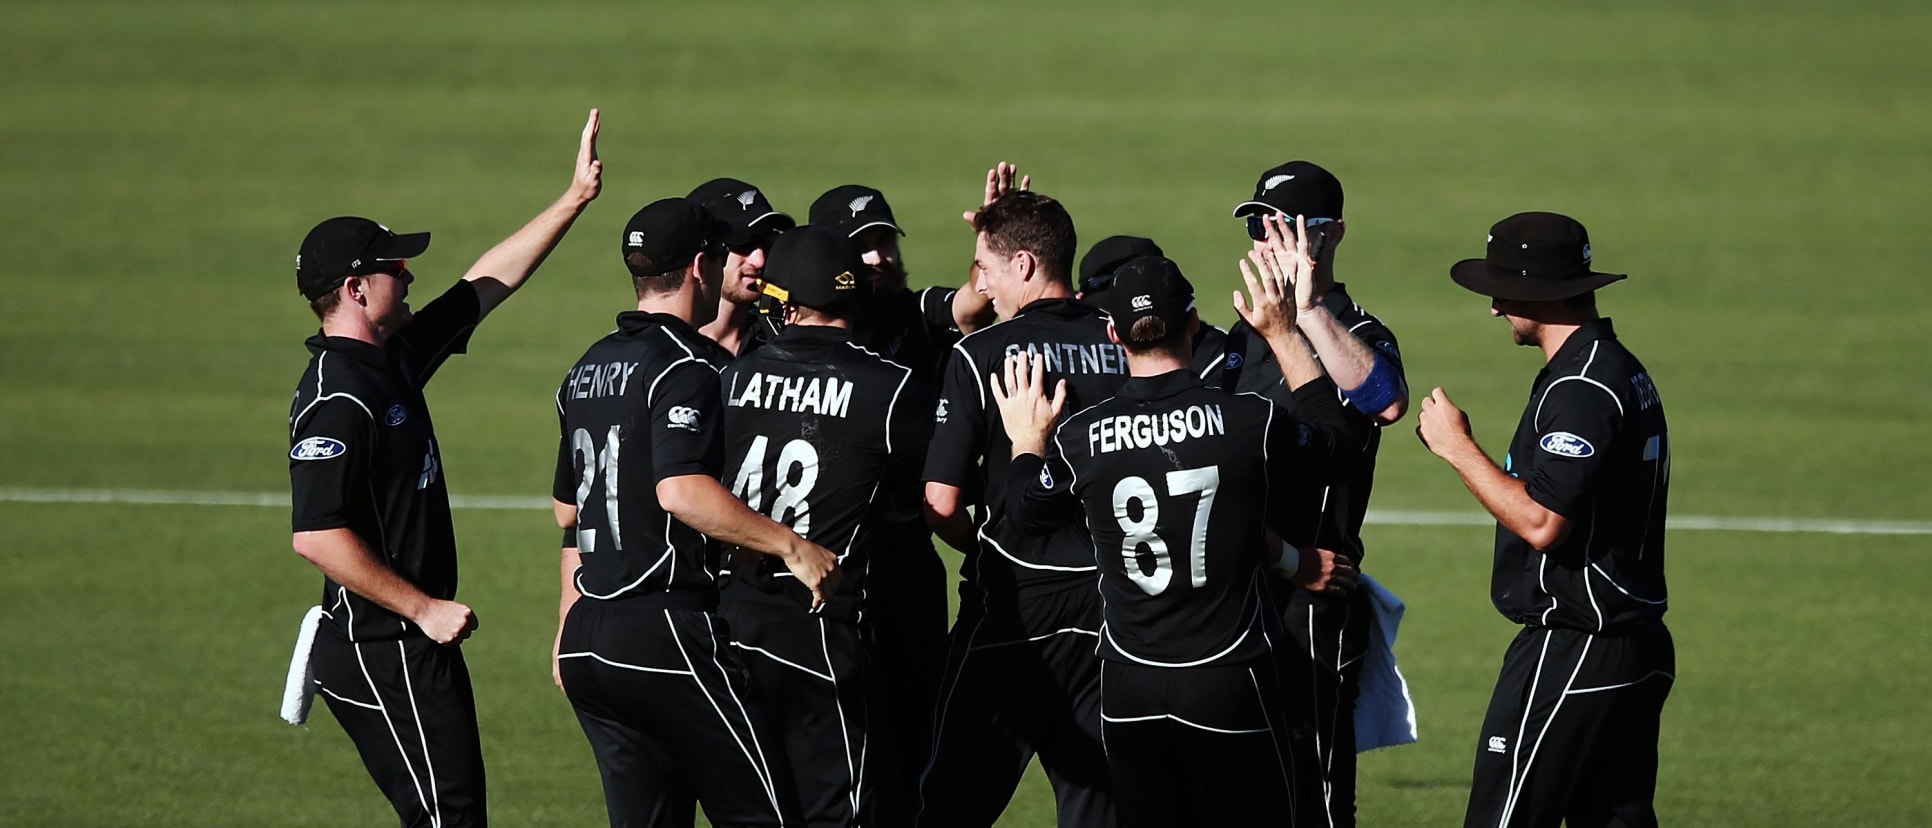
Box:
[2,0,1929,824]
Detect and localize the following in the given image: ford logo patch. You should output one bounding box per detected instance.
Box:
[1538,431,1595,458]
[291,437,347,461]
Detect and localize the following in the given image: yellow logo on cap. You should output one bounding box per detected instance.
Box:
[759,281,790,302]
[835,271,856,290]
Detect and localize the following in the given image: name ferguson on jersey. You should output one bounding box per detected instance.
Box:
[1086,404,1226,455]
[729,372,855,418]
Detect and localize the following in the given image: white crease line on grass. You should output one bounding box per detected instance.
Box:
[2,487,1929,536]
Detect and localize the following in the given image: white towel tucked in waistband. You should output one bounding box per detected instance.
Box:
[279,605,324,725]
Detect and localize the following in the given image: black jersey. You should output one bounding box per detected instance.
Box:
[1187,322,1229,382]
[719,324,928,619]
[1005,371,1363,667]
[551,312,733,601]
[1496,318,1669,633]
[923,297,1131,614]
[288,280,481,642]
[852,286,961,388]
[1202,284,1404,564]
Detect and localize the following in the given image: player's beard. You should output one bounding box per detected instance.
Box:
[867,259,908,293]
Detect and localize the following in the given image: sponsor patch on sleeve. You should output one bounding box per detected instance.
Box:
[666,406,702,432]
[291,436,347,461]
[1039,465,1054,489]
[1538,431,1595,458]
[934,397,950,424]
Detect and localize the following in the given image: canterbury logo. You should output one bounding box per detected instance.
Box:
[1263,174,1295,191]
[848,195,874,216]
[736,190,758,210]
[1130,294,1153,311]
[627,230,644,247]
[1487,736,1508,754]
[667,406,702,431]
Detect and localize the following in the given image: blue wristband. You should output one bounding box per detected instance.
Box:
[1343,355,1403,414]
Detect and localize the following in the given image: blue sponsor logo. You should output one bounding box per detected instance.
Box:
[1039,466,1054,489]
[1539,431,1595,458]
[291,437,347,461]
[385,404,408,426]
[1225,352,1244,370]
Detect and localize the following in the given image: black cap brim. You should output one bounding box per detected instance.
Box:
[1231,200,1279,219]
[844,220,905,239]
[1449,259,1627,301]
[376,231,431,261]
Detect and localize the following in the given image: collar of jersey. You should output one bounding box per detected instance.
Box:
[1116,368,1202,401]
[305,332,390,368]
[616,310,697,337]
[1541,317,1618,376]
[771,323,854,348]
[1013,295,1091,320]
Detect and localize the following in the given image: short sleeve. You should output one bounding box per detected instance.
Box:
[551,385,579,506]
[875,374,936,522]
[650,360,725,482]
[290,397,375,533]
[919,287,961,334]
[921,344,986,487]
[394,280,482,387]
[1524,380,1623,520]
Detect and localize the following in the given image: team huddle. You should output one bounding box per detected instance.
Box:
[284,110,1676,828]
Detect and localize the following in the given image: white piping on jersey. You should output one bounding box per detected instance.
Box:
[1100,712,1271,735]
[291,352,373,439]
[575,544,675,600]
[1100,596,1263,668]
[702,612,787,821]
[1564,669,1673,696]
[1587,562,1668,605]
[975,527,1096,572]
[669,611,785,820]
[352,640,436,826]
[1537,557,1556,627]
[967,626,1100,651]
[397,640,445,828]
[1501,635,1592,828]
[821,620,861,820]
[728,640,835,682]
[556,651,694,676]
[1534,341,1623,424]
[950,341,989,410]
[1498,630,1552,828]
[1583,500,1604,632]
[1252,664,1298,812]
[316,684,383,711]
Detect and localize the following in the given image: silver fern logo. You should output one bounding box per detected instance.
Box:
[736,190,758,210]
[848,195,874,216]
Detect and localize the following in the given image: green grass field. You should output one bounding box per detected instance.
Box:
[4,0,1930,824]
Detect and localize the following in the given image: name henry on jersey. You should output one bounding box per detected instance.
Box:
[565,361,640,401]
[729,372,855,418]
[1086,404,1226,455]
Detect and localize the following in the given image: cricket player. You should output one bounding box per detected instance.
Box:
[1416,211,1673,828]
[690,177,795,358]
[286,109,603,828]
[1229,161,1410,827]
[990,240,1367,827]
[717,224,930,827]
[918,188,1125,828]
[549,197,841,828]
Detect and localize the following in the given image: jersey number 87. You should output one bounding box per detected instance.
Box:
[1111,466,1220,596]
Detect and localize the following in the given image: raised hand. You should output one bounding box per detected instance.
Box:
[570,108,603,204]
[989,351,1066,457]
[962,161,1033,225]
[1261,213,1318,313]
[1234,235,1298,340]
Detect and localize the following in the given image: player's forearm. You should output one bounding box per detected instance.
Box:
[953,277,995,333]
[923,482,978,552]
[292,528,438,621]
[1440,440,1573,551]
[1300,306,1408,424]
[1264,326,1327,391]
[656,474,814,560]
[462,189,596,316]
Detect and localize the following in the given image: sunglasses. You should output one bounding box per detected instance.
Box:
[1244,214,1336,243]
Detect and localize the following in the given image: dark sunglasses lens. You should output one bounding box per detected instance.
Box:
[1245,215,1271,242]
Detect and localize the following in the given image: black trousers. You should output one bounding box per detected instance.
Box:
[559,598,803,828]
[1101,659,1298,828]
[916,585,1114,828]
[312,632,487,828]
[1279,583,1373,828]
[1463,624,1675,828]
[861,522,950,826]
[719,592,872,828]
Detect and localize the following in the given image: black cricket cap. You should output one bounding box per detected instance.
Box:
[809,185,905,239]
[1231,160,1344,220]
[759,225,870,312]
[622,198,725,278]
[1450,212,1626,301]
[1093,256,1196,342]
[295,217,430,301]
[1078,235,1164,295]
[687,177,795,246]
